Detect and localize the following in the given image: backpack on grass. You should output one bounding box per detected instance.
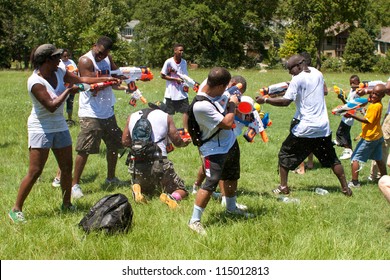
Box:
[187,95,222,147]
[79,193,133,234]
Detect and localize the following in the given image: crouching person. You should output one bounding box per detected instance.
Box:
[122,101,191,208]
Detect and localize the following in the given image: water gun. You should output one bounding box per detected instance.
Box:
[359,80,385,90]
[97,67,153,106]
[176,72,200,93]
[77,81,118,96]
[333,85,346,100]
[331,97,369,116]
[259,82,289,98]
[177,128,191,140]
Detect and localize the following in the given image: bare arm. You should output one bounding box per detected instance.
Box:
[122,115,132,147]
[167,115,190,147]
[256,95,293,107]
[344,113,369,124]
[217,95,239,129]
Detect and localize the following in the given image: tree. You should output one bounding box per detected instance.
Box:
[343,28,377,72]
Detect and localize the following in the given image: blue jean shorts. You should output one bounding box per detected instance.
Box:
[28,130,72,149]
[351,137,384,163]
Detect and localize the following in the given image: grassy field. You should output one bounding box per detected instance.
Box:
[0,68,389,260]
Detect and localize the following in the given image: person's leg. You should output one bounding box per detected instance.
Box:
[53,145,73,207]
[306,153,314,169]
[192,165,205,194]
[72,152,89,186]
[106,148,118,180]
[378,175,390,204]
[12,148,50,212]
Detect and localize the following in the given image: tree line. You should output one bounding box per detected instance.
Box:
[0,0,389,71]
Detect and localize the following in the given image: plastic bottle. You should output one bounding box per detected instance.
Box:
[277,196,300,204]
[315,188,329,195]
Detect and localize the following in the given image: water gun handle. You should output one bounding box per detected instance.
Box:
[260,130,269,143]
[243,127,257,143]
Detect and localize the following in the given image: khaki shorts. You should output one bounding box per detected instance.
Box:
[75,116,123,154]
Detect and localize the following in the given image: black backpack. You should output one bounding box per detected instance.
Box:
[130,108,164,161]
[79,193,133,234]
[187,95,222,147]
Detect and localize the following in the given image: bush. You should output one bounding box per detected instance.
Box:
[373,52,390,74]
[321,57,345,72]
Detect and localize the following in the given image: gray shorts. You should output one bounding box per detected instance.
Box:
[28,130,72,149]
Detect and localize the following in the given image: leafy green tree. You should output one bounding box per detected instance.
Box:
[343,28,377,72]
[278,27,316,60]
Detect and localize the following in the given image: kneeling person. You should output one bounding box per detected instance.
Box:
[122,101,191,208]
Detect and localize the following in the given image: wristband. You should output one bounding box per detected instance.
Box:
[228,102,236,113]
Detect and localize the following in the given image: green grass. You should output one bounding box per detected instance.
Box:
[1,69,389,260]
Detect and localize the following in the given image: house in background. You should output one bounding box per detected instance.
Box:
[375,27,390,56]
[322,22,354,58]
[119,20,140,42]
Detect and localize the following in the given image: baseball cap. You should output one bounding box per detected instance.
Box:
[148,101,168,113]
[33,44,63,61]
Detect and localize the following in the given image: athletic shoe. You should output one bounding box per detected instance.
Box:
[105,177,127,186]
[71,184,84,199]
[272,185,290,195]
[61,204,77,212]
[367,175,380,183]
[211,192,221,200]
[159,193,178,209]
[348,181,361,188]
[333,139,340,146]
[8,210,27,224]
[132,184,147,204]
[191,183,198,194]
[188,220,207,236]
[340,148,353,160]
[52,177,61,188]
[220,198,248,211]
[226,207,255,218]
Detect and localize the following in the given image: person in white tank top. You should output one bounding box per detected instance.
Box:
[8,43,119,223]
[122,101,191,209]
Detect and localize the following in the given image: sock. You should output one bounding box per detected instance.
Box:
[225,196,237,212]
[190,205,204,224]
[221,196,226,206]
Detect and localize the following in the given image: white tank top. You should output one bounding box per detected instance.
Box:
[78,50,115,119]
[27,68,68,133]
[129,109,169,156]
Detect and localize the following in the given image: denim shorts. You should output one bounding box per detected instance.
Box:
[28,130,72,149]
[351,137,384,162]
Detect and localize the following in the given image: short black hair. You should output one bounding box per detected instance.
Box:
[97,36,113,50]
[207,67,231,88]
[173,43,184,50]
[350,74,360,83]
[231,75,247,93]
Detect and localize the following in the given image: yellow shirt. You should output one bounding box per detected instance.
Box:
[361,102,383,141]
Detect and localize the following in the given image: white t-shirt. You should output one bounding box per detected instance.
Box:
[129,109,169,157]
[341,88,360,126]
[193,92,236,156]
[283,67,331,138]
[78,50,115,119]
[161,57,188,100]
[59,59,78,74]
[27,68,68,133]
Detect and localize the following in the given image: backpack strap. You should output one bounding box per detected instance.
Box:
[140,108,165,143]
[195,95,222,145]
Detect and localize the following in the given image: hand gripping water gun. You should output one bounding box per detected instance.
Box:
[259,82,290,98]
[176,72,200,93]
[177,128,191,140]
[331,97,369,116]
[333,85,346,100]
[76,81,118,96]
[97,67,153,106]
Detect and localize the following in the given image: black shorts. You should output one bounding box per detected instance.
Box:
[201,141,240,192]
[165,98,189,115]
[278,133,340,170]
[336,121,352,148]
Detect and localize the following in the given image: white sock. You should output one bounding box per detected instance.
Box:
[190,205,204,224]
[225,196,237,212]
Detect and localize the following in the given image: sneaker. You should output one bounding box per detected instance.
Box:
[211,192,221,200]
[226,207,255,218]
[132,184,147,204]
[340,148,353,160]
[61,204,77,212]
[333,139,340,146]
[105,177,127,186]
[272,185,290,195]
[367,175,380,183]
[220,198,248,211]
[159,193,178,209]
[71,184,84,199]
[191,184,198,195]
[8,210,27,223]
[52,177,61,188]
[188,220,207,236]
[348,181,361,188]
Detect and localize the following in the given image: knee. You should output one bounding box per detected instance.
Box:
[378,175,390,190]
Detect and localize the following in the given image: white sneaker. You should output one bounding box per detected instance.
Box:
[188,220,207,236]
[72,184,84,199]
[52,177,61,188]
[340,148,353,160]
[226,207,255,218]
